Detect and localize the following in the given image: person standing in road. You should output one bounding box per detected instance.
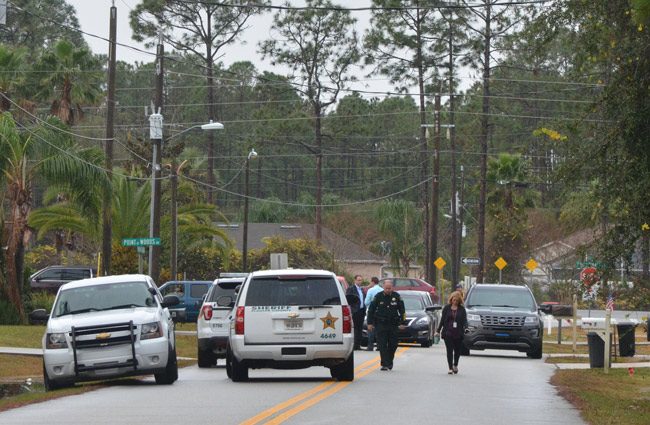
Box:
[364,277,382,351]
[435,291,468,375]
[346,275,367,350]
[367,280,406,371]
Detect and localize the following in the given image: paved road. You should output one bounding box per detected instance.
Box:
[0,344,584,425]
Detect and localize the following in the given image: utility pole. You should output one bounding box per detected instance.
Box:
[477,3,492,284]
[170,160,180,281]
[430,92,441,286]
[242,148,257,272]
[149,31,163,282]
[457,165,466,286]
[102,1,117,277]
[448,15,459,288]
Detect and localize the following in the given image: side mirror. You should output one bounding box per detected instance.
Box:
[216,296,234,308]
[426,305,442,312]
[234,285,242,295]
[29,309,49,322]
[162,295,180,308]
[538,304,553,315]
[346,293,360,307]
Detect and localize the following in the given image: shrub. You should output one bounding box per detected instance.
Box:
[28,291,56,312]
[247,236,342,274]
[0,299,22,325]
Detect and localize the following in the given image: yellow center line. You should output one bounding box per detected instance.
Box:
[257,347,410,425]
[239,355,382,425]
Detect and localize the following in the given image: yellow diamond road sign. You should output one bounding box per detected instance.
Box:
[434,257,446,270]
[495,257,507,270]
[525,258,538,272]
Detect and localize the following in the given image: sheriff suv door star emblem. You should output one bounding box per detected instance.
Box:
[320,312,338,330]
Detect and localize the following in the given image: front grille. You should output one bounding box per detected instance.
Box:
[70,323,137,350]
[480,315,524,327]
[71,321,137,375]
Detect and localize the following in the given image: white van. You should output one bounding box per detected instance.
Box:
[226,269,355,381]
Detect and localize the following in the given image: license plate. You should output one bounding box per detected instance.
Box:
[211,322,224,329]
[171,311,176,317]
[285,319,303,330]
[495,332,510,337]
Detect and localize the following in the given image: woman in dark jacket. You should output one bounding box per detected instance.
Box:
[435,291,468,374]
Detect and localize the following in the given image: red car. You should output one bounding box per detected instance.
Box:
[378,277,438,302]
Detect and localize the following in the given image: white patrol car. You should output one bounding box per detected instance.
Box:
[226,269,355,382]
[197,274,247,367]
[34,274,180,390]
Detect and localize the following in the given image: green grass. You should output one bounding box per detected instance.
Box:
[0,326,45,348]
[552,368,650,425]
[546,356,649,364]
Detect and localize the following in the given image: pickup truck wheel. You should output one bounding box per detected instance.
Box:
[155,347,178,385]
[420,338,432,348]
[460,343,471,356]
[198,347,215,368]
[228,350,248,382]
[330,352,354,382]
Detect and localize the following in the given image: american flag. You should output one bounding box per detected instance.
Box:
[606,294,615,311]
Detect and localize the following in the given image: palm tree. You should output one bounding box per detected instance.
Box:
[29,175,233,272]
[0,113,107,317]
[37,40,102,126]
[0,45,26,112]
[375,200,423,276]
[486,153,539,282]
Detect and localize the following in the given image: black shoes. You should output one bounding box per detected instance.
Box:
[380,366,388,371]
[453,366,458,374]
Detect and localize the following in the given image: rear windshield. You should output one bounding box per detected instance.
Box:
[245,276,341,306]
[402,296,424,310]
[52,282,156,318]
[208,280,243,302]
[466,287,536,311]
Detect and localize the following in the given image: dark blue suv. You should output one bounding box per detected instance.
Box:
[159,280,211,322]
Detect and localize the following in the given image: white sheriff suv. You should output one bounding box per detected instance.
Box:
[34,274,180,390]
[226,269,355,382]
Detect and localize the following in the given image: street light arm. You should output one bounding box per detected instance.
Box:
[166,120,225,142]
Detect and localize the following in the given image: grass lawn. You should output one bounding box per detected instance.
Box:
[552,368,650,425]
[0,326,45,348]
[546,356,649,364]
[0,326,198,412]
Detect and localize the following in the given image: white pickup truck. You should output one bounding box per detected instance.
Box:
[32,274,180,390]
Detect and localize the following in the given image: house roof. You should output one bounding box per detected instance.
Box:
[218,222,385,263]
[531,228,599,266]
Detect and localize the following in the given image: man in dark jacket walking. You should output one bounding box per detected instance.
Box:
[346,275,367,350]
[367,280,405,370]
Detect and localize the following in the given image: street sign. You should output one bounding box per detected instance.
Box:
[461,257,480,266]
[434,257,446,270]
[525,258,538,272]
[494,257,507,270]
[122,237,161,247]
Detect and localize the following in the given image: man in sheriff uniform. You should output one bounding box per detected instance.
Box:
[367,280,406,371]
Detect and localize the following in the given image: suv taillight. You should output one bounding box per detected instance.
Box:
[235,306,245,335]
[200,305,213,321]
[342,305,352,334]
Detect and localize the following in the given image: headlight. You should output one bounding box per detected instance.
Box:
[141,322,163,340]
[46,333,68,349]
[415,317,430,326]
[467,314,481,322]
[524,316,539,325]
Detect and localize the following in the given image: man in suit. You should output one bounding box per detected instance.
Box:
[346,274,366,350]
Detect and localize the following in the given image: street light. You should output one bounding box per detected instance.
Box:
[242,148,258,272]
[148,115,224,279]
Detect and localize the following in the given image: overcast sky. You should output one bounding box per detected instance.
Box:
[65,0,410,97]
